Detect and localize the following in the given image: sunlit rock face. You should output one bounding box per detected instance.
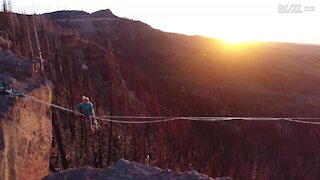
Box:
[0,50,53,180]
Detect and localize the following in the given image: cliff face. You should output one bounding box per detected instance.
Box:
[0,50,52,180]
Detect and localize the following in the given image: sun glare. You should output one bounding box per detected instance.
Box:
[219,36,255,45]
[217,37,258,53]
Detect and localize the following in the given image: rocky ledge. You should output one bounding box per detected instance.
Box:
[0,50,52,180]
[43,159,214,180]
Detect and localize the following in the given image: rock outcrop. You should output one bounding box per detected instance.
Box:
[89,9,118,18]
[43,159,214,180]
[0,50,52,180]
[0,37,10,51]
[0,50,40,79]
[0,31,11,51]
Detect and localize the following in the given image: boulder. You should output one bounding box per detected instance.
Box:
[43,159,214,180]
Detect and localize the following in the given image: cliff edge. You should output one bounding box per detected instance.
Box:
[0,50,53,180]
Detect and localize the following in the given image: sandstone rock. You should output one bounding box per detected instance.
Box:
[0,51,52,180]
[0,31,11,51]
[0,37,11,51]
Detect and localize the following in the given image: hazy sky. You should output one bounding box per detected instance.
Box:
[10,0,320,44]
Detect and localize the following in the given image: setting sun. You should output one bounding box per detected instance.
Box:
[219,36,254,45]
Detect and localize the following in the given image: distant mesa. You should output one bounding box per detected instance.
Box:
[43,10,89,20]
[43,9,118,20]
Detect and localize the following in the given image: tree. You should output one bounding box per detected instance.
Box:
[1,0,6,12]
[32,15,44,74]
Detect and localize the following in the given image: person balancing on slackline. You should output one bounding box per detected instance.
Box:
[74,96,99,132]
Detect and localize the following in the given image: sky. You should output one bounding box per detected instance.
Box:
[9,0,320,45]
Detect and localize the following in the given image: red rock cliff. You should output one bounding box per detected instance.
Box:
[0,50,52,180]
